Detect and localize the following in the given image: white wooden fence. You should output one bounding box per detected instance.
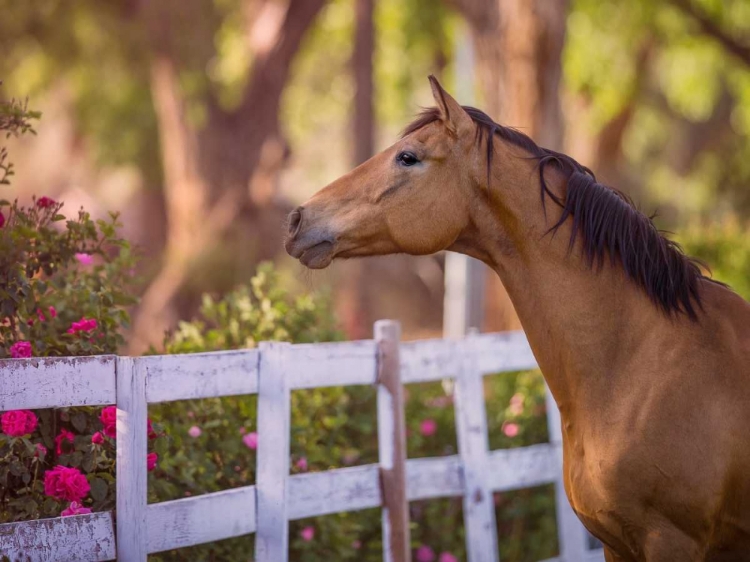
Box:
[0,322,604,562]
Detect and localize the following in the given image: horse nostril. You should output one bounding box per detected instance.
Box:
[288,207,303,236]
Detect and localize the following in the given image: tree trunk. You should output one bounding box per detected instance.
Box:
[353,0,375,166]
[129,0,327,352]
[452,0,569,332]
[338,0,377,339]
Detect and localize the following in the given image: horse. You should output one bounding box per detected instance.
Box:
[285,75,750,561]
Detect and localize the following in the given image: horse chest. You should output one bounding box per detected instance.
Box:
[562,441,650,553]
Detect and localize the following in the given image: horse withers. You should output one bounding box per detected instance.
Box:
[285,76,750,562]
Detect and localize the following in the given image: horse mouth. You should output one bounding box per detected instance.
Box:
[299,241,335,269]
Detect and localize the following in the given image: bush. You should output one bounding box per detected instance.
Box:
[0,94,147,524]
[149,267,556,561]
[0,198,148,523]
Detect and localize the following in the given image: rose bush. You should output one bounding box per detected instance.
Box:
[0,95,150,524]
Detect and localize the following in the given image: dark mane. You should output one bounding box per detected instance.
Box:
[403,106,720,320]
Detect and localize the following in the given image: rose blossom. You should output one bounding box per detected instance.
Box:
[242,432,258,450]
[48,306,57,318]
[1,409,38,437]
[55,428,75,455]
[61,501,92,517]
[44,466,90,502]
[509,392,525,416]
[35,443,47,457]
[439,553,459,562]
[188,425,202,438]
[91,432,105,445]
[75,253,93,266]
[415,545,436,562]
[419,418,437,437]
[502,422,520,438]
[147,452,158,471]
[9,341,32,358]
[67,317,97,335]
[295,457,308,471]
[99,406,116,438]
[36,196,57,208]
[300,526,315,541]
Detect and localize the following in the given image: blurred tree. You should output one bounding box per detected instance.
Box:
[338,0,377,340]
[0,0,328,351]
[130,0,328,351]
[564,0,750,223]
[353,0,375,166]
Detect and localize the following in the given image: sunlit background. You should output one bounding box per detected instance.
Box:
[4,0,750,348]
[3,1,750,560]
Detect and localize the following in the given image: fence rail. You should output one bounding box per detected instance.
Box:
[0,323,604,562]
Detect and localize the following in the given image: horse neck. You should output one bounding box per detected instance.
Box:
[469,153,662,417]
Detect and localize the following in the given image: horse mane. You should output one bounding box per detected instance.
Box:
[403,106,721,320]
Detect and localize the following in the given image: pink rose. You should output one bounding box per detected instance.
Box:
[48,306,57,318]
[36,196,57,208]
[44,466,90,502]
[295,457,308,471]
[242,432,258,450]
[419,418,437,437]
[35,443,47,457]
[300,526,315,541]
[502,422,519,438]
[147,452,158,471]
[1,410,38,437]
[509,393,525,416]
[67,317,98,335]
[416,545,436,562]
[61,501,92,517]
[75,253,93,266]
[188,425,202,438]
[439,553,458,562]
[9,341,32,358]
[99,406,116,438]
[55,428,75,455]
[91,432,104,445]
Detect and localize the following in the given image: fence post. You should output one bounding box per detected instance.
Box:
[545,385,590,562]
[375,320,411,562]
[255,342,291,562]
[454,335,498,562]
[116,357,148,562]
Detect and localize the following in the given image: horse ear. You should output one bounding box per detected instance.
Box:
[428,75,473,136]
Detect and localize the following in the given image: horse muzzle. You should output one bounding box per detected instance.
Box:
[285,207,337,269]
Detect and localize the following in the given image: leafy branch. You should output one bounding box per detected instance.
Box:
[0,90,42,186]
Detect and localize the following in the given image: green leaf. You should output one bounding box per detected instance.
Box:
[82,451,95,473]
[89,477,108,502]
[71,412,87,433]
[154,436,169,455]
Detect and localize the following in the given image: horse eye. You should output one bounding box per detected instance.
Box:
[396,151,419,167]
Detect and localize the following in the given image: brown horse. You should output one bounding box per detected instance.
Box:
[285,76,750,561]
